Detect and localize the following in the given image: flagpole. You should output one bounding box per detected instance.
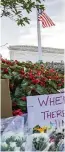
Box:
[37,9,42,61]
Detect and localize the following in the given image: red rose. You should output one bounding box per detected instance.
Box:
[1,58,5,63]
[45,71,49,75]
[13,109,23,116]
[41,77,46,82]
[47,76,51,79]
[32,79,40,84]
[49,69,55,73]
[36,79,40,84]
[62,79,64,83]
[54,76,59,80]
[21,96,26,101]
[4,68,8,73]
[10,62,14,66]
[19,112,23,115]
[37,71,41,76]
[57,83,62,87]
[15,60,19,64]
[29,74,34,80]
[40,81,45,87]
[5,60,11,65]
[20,70,24,74]
[31,79,36,84]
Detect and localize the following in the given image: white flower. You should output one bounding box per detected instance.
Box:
[1,142,8,148]
[10,142,16,147]
[2,131,15,141]
[14,132,24,142]
[9,142,16,148]
[22,142,26,148]
[14,146,20,151]
[15,136,20,141]
[1,142,8,151]
[32,133,49,141]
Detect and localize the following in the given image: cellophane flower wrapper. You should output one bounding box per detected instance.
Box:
[47,127,65,152]
[1,115,24,133]
[25,126,65,152]
[25,133,49,151]
[0,116,14,134]
[1,115,28,151]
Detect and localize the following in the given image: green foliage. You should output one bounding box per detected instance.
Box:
[21,79,29,88]
[1,0,45,26]
[1,133,26,151]
[1,59,64,113]
[15,87,22,97]
[36,84,48,94]
[48,79,57,90]
[17,100,26,111]
[2,74,11,79]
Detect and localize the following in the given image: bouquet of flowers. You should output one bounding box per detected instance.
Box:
[0,115,65,151]
[32,133,49,151]
[25,132,49,151]
[1,131,26,151]
[25,126,65,151]
[0,116,26,151]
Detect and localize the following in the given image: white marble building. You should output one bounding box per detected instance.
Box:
[9,45,64,63]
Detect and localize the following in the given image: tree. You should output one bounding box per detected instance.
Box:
[1,0,45,26]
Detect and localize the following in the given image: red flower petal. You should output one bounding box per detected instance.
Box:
[4,68,8,73]
[21,97,26,101]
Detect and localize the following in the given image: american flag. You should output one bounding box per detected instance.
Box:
[38,9,55,28]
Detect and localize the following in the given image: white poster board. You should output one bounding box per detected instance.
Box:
[27,93,65,128]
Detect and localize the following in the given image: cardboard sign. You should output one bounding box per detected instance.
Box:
[27,93,65,128]
[0,79,12,118]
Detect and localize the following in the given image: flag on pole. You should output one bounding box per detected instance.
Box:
[38,9,55,28]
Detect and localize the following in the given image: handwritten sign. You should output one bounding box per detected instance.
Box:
[27,93,65,128]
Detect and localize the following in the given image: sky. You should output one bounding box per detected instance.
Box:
[0,0,65,59]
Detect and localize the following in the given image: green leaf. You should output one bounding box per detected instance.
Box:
[50,87,58,94]
[15,87,22,97]
[2,74,11,79]
[48,80,57,89]
[30,84,35,89]
[12,72,21,80]
[17,101,27,111]
[21,79,29,88]
[17,101,26,107]
[36,84,48,95]
[27,90,32,96]
[1,0,44,26]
